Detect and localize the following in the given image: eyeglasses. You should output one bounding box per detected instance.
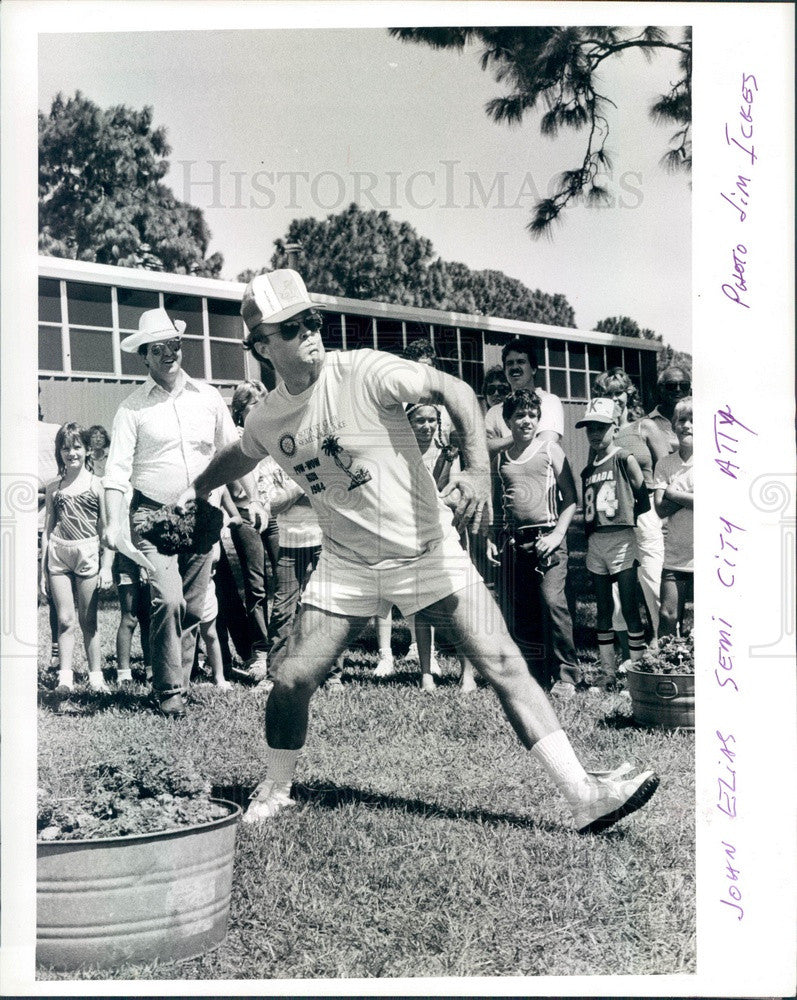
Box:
[149,338,182,357]
[485,384,509,396]
[663,381,691,392]
[262,310,323,342]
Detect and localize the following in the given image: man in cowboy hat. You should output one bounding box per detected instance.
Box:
[176,269,659,834]
[103,307,264,716]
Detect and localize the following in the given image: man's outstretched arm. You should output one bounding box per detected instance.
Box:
[177,441,261,508]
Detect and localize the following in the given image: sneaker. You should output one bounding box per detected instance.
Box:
[373,653,396,678]
[243,780,296,824]
[88,671,110,693]
[573,766,660,834]
[420,674,436,693]
[429,653,442,677]
[54,669,73,697]
[116,669,133,686]
[405,641,419,662]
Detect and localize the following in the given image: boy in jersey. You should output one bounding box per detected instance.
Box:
[179,270,659,834]
[492,389,581,694]
[578,398,648,682]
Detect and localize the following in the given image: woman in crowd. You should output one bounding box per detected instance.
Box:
[87,425,111,478]
[480,365,510,417]
[592,368,670,647]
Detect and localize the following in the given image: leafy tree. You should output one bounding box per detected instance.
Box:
[239,204,576,326]
[389,26,691,236]
[39,91,223,276]
[656,343,692,377]
[594,315,661,341]
[249,203,435,304]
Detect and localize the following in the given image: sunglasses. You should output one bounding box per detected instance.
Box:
[485,384,509,396]
[663,381,691,392]
[149,338,182,357]
[262,310,324,342]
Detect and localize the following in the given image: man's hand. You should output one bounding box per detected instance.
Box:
[441,467,491,535]
[98,566,114,592]
[248,499,268,533]
[174,486,197,514]
[103,523,122,551]
[535,530,563,558]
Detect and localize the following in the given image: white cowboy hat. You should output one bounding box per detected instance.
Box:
[241,269,320,331]
[120,308,187,353]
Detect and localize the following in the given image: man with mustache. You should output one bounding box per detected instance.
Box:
[484,338,564,456]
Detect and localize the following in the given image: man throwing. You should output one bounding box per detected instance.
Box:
[182,270,659,833]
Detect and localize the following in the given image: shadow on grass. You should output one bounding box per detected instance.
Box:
[37,686,158,716]
[213,779,581,837]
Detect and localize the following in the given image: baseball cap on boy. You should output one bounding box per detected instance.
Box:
[241,269,319,331]
[575,397,617,427]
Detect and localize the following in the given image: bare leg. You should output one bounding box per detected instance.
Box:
[266,605,369,749]
[415,620,436,691]
[374,611,395,676]
[75,573,107,690]
[200,619,231,689]
[49,573,77,683]
[116,582,137,680]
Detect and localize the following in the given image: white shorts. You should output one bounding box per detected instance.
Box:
[301,528,480,619]
[47,535,100,578]
[586,529,639,577]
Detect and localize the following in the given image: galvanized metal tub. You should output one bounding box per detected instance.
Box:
[37,798,240,971]
[625,667,695,730]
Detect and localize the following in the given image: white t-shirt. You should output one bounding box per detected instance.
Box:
[654,451,693,571]
[484,387,565,443]
[240,350,456,567]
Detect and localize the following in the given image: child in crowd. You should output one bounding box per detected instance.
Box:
[375,403,476,692]
[493,389,580,694]
[113,551,151,684]
[578,398,649,683]
[654,397,694,636]
[40,423,113,693]
[196,541,232,690]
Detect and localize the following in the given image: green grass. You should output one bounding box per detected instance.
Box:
[37,641,694,980]
[37,519,694,980]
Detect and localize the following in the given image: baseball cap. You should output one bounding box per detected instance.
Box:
[575,397,617,427]
[241,269,319,331]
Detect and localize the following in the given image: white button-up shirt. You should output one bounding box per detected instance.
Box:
[104,369,238,506]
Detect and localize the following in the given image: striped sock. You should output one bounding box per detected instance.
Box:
[628,630,646,660]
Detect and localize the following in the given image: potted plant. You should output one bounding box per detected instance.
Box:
[37,740,240,971]
[624,632,695,730]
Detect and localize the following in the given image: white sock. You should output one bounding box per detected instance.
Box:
[57,668,73,687]
[378,647,393,659]
[88,670,106,687]
[531,730,590,808]
[265,746,300,796]
[117,668,133,682]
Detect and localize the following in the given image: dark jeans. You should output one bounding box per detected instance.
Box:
[499,531,581,689]
[229,519,271,656]
[268,544,321,674]
[130,498,213,698]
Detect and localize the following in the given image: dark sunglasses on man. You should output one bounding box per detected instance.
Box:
[663,381,691,392]
[262,309,324,342]
[149,338,182,357]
